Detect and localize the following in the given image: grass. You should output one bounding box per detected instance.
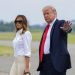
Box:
[0,46,13,56]
[0,32,75,56]
[0,32,15,40]
[68,33,75,44]
[0,46,36,56]
[0,32,75,44]
[0,32,43,41]
[32,31,42,41]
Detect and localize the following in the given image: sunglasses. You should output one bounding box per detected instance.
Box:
[14,20,23,24]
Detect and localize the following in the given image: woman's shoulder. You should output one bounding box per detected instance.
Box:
[23,31,32,37]
[25,31,31,34]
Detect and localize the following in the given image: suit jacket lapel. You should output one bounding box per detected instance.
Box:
[50,19,58,51]
[50,19,58,38]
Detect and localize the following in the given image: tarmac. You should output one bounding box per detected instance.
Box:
[0,40,75,75]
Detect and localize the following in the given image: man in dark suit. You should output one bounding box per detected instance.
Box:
[37,5,72,75]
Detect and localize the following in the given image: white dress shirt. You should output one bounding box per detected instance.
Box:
[12,29,32,57]
[44,18,56,54]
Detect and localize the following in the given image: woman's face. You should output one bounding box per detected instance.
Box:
[15,17,23,30]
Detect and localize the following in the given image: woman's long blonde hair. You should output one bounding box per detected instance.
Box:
[15,15,28,34]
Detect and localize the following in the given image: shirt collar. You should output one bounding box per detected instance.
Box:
[50,18,56,26]
[16,29,23,35]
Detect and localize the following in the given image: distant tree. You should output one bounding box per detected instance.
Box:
[0,20,75,32]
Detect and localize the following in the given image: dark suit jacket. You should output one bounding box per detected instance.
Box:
[37,19,72,72]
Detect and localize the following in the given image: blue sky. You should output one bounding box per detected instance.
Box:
[0,0,75,25]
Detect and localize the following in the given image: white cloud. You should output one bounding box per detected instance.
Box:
[0,0,75,25]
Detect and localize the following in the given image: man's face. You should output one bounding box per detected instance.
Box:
[43,9,56,23]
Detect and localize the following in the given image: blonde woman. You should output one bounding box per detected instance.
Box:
[10,15,32,75]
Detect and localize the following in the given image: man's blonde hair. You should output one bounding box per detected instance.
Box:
[42,5,57,15]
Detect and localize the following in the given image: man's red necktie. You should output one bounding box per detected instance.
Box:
[40,24,50,62]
